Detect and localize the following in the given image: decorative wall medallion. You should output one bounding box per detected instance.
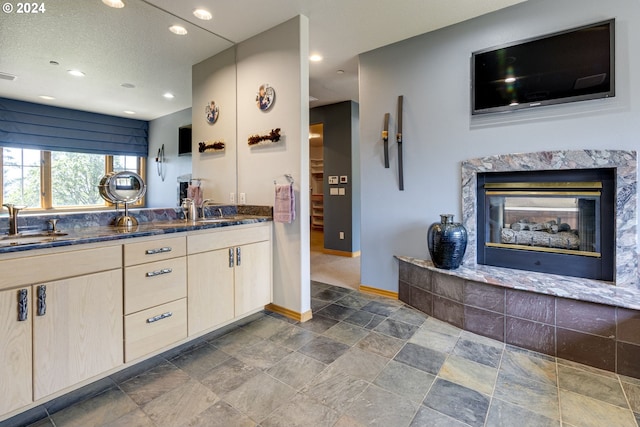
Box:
[205,100,219,124]
[256,84,275,111]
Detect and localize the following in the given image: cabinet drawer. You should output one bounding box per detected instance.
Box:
[124,298,187,362]
[124,257,187,315]
[0,245,122,290]
[188,223,271,254]
[124,236,186,266]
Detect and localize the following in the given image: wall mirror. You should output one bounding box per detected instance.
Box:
[2,0,239,208]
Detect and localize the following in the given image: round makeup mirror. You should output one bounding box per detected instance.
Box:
[98,171,146,227]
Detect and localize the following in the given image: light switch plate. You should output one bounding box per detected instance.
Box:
[338,188,345,195]
[330,188,339,195]
[239,193,246,204]
[328,176,339,185]
[340,175,348,184]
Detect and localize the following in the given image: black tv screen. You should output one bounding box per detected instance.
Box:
[472,19,615,115]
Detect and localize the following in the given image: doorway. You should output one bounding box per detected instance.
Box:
[309,122,360,290]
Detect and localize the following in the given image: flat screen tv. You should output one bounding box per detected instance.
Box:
[471,19,614,115]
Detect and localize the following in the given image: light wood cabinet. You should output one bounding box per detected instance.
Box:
[234,240,272,315]
[32,269,123,400]
[123,236,188,362]
[187,248,235,335]
[0,288,32,415]
[187,224,272,336]
[0,244,123,417]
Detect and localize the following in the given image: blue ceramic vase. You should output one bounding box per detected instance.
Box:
[427,214,468,269]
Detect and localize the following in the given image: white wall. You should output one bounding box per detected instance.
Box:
[359,0,640,292]
[146,107,192,207]
[236,16,310,314]
[192,47,237,203]
[193,16,310,314]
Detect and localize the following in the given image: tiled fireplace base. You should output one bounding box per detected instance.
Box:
[397,257,640,380]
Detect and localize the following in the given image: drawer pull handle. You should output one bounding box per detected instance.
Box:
[236,247,241,266]
[146,268,173,277]
[37,285,46,316]
[147,311,173,323]
[18,289,28,321]
[229,248,234,268]
[146,246,172,255]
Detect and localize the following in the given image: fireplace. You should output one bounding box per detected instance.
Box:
[476,168,615,281]
[461,150,638,287]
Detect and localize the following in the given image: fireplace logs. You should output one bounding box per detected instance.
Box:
[501,219,580,249]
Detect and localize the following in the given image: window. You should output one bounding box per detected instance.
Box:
[1,148,145,210]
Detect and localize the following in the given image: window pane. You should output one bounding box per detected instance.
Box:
[51,152,104,206]
[2,148,41,207]
[113,155,138,172]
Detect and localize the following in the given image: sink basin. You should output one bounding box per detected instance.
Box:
[0,231,68,241]
[196,218,232,224]
[0,234,69,247]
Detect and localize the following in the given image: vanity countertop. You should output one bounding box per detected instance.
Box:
[0,214,272,255]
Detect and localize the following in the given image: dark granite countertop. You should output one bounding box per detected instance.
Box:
[0,206,272,255]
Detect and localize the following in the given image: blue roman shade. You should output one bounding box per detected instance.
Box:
[0,97,148,156]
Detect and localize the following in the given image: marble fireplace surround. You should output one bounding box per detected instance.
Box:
[463,150,639,283]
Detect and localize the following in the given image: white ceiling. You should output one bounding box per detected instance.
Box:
[0,0,525,120]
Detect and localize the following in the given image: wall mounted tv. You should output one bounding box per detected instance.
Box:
[471,19,614,115]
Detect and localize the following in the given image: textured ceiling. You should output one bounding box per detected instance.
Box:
[0,0,525,120]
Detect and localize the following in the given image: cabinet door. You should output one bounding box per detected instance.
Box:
[0,288,32,416]
[187,248,234,335]
[33,269,123,400]
[234,240,272,316]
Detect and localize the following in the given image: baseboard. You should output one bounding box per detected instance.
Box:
[266,303,313,322]
[359,285,399,299]
[322,248,361,258]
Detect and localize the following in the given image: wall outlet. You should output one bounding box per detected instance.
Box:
[230,192,235,203]
[239,192,246,204]
[339,231,345,240]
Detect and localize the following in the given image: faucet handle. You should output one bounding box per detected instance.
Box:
[48,219,59,233]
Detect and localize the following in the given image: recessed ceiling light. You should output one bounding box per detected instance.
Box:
[121,83,135,89]
[193,9,212,20]
[102,0,125,8]
[169,25,188,35]
[505,77,516,83]
[67,69,85,77]
[309,54,323,62]
[336,70,345,75]
[49,60,59,66]
[163,92,175,99]
[39,95,55,100]
[123,110,136,115]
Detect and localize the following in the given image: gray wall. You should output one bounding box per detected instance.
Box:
[146,107,192,207]
[311,101,360,253]
[359,0,640,292]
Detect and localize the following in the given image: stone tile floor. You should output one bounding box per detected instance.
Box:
[11,282,640,427]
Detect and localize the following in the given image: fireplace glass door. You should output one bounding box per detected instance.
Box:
[477,168,614,281]
[486,182,600,256]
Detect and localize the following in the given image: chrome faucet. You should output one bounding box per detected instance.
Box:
[3,203,26,235]
[199,199,215,219]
